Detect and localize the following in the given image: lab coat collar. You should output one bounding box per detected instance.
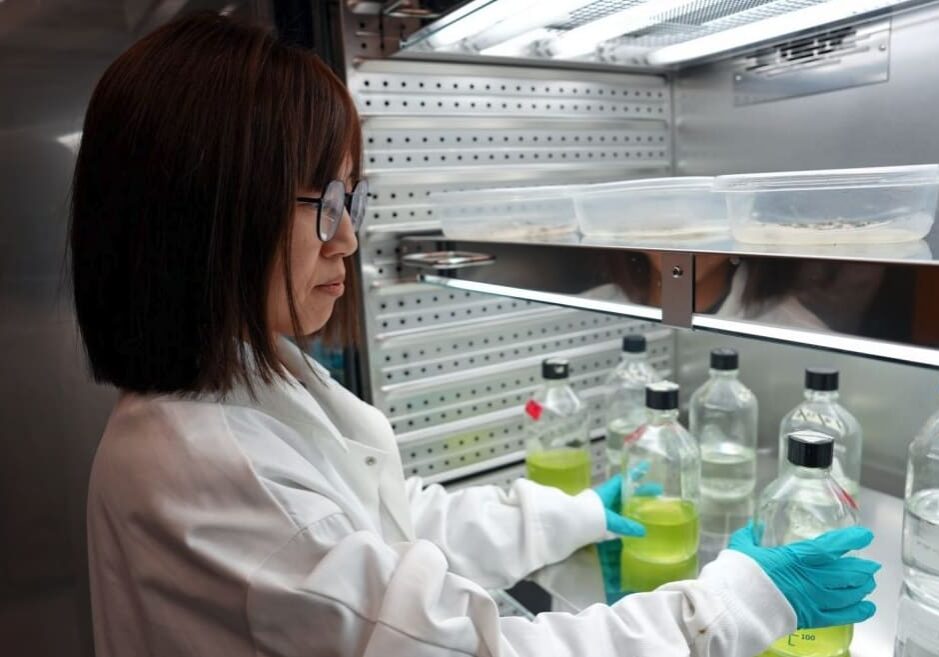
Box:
[210,338,416,541]
[216,338,349,452]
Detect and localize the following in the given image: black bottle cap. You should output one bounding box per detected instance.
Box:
[646,381,679,411]
[623,334,647,353]
[787,430,834,468]
[710,348,739,371]
[542,358,569,380]
[805,367,839,391]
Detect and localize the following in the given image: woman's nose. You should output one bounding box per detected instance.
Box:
[323,210,358,258]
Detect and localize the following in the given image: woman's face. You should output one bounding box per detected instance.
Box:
[267,162,358,337]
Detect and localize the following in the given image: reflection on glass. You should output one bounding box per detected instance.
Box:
[701,257,922,341]
[709,259,827,330]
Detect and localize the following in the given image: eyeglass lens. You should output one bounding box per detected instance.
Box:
[319,180,346,241]
[350,180,368,229]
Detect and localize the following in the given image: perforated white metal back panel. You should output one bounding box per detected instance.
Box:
[346,57,674,483]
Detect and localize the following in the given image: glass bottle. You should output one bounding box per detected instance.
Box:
[690,348,758,560]
[779,368,862,498]
[604,334,661,476]
[620,381,700,593]
[896,408,939,657]
[758,430,859,657]
[525,358,591,495]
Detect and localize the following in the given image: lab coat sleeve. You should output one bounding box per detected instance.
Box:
[404,476,608,589]
[246,514,795,657]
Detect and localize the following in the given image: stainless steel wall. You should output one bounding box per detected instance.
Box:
[341,1,679,487]
[0,2,262,654]
[674,331,935,497]
[673,3,939,497]
[675,5,939,174]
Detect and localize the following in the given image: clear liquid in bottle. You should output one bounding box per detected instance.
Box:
[604,334,660,476]
[691,348,758,560]
[896,407,939,657]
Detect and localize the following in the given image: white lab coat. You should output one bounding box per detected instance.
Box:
[87,337,795,657]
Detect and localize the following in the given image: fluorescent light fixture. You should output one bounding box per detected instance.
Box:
[422,0,534,48]
[480,27,554,57]
[647,0,913,65]
[545,0,694,59]
[467,0,592,52]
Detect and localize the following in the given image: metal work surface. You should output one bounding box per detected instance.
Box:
[525,485,903,657]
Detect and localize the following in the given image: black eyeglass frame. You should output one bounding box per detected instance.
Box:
[296,179,368,242]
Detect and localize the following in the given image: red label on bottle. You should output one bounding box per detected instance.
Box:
[835,484,859,510]
[623,425,646,445]
[525,400,543,421]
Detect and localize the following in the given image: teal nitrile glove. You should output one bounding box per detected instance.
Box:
[593,461,663,538]
[728,523,880,630]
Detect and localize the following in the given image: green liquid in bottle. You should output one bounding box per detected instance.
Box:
[526,449,591,495]
[620,497,699,593]
[761,625,852,657]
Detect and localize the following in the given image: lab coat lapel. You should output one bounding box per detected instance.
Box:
[221,362,347,450]
[277,339,416,542]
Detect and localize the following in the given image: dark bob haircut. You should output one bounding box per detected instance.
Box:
[70,11,362,394]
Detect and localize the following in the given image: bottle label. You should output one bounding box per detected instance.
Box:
[833,482,859,511]
[525,400,543,421]
[623,425,646,445]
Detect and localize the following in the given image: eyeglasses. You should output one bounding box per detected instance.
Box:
[296,179,369,242]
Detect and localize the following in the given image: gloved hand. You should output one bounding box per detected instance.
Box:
[593,461,663,538]
[729,523,880,629]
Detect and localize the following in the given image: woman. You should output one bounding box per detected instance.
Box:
[72,12,879,657]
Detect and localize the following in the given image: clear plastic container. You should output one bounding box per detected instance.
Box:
[778,368,862,499]
[603,334,661,477]
[574,176,727,239]
[758,430,860,657]
[431,184,579,240]
[524,358,591,496]
[717,164,939,245]
[896,406,939,657]
[620,381,700,593]
[690,348,758,560]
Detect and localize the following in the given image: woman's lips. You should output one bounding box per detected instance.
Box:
[315,281,345,297]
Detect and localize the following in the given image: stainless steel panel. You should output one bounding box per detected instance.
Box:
[395,328,673,480]
[676,4,939,174]
[667,0,939,482]
[661,251,694,327]
[733,18,891,105]
[674,330,936,497]
[341,0,675,484]
[0,2,264,655]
